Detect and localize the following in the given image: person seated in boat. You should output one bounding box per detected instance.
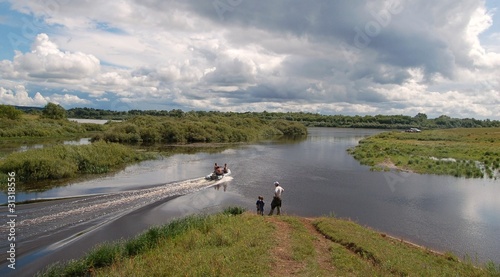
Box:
[215,166,224,176]
[213,163,219,173]
[223,163,229,173]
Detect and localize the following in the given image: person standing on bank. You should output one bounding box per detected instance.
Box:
[256,196,265,216]
[268,181,284,215]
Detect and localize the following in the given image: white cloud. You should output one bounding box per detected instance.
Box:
[0,85,48,106]
[466,5,500,67]
[0,0,499,119]
[11,33,100,80]
[46,93,91,106]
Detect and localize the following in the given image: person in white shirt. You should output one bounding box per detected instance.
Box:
[269,181,284,215]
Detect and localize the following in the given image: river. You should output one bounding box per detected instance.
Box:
[1,127,499,275]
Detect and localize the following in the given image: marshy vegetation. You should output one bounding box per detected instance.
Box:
[3,103,499,187]
[0,104,307,190]
[0,141,156,190]
[66,107,500,129]
[348,128,500,178]
[36,210,499,277]
[1,103,104,138]
[92,115,307,144]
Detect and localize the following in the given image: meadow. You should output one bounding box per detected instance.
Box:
[348,128,500,178]
[36,208,499,277]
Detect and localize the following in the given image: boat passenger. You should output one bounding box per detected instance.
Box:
[223,163,229,173]
[215,166,224,175]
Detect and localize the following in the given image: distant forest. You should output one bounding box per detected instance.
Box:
[14,106,500,129]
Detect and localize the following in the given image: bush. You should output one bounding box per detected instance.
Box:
[223,206,246,215]
[41,102,66,119]
[0,105,23,120]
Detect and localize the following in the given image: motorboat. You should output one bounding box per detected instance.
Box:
[205,168,231,180]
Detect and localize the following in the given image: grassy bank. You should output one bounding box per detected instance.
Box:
[0,141,156,190]
[348,128,500,178]
[36,209,499,277]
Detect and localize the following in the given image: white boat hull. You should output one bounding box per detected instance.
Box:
[205,169,231,180]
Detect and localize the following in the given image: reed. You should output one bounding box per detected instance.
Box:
[0,141,155,187]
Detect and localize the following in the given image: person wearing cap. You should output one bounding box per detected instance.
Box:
[269,181,284,215]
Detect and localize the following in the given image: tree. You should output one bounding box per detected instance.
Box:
[42,102,66,119]
[414,113,427,121]
[0,105,23,120]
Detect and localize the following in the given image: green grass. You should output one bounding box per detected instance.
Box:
[0,117,103,138]
[37,210,275,277]
[313,217,496,276]
[94,115,307,144]
[36,211,499,277]
[280,216,328,276]
[348,128,500,178]
[0,141,156,190]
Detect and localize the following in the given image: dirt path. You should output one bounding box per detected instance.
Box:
[265,216,335,276]
[266,216,305,276]
[300,217,336,273]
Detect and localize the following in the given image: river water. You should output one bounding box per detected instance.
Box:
[1,127,499,275]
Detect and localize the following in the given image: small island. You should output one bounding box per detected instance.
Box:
[348,128,500,179]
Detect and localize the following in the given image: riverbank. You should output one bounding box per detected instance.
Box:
[37,210,499,276]
[0,141,157,191]
[348,127,500,179]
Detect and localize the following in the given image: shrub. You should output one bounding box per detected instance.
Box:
[0,105,23,120]
[223,206,245,215]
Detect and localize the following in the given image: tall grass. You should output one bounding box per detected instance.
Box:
[348,128,500,178]
[0,117,103,138]
[0,141,155,186]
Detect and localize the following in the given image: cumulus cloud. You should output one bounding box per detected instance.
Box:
[0,85,48,106]
[0,0,499,119]
[11,33,100,80]
[46,93,91,106]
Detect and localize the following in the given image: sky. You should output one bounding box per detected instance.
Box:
[0,0,499,119]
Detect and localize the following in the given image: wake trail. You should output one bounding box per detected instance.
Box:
[0,176,232,251]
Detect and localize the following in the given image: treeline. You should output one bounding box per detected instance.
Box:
[65,108,500,129]
[7,105,500,133]
[262,112,500,129]
[93,116,307,144]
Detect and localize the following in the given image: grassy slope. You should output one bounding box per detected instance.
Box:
[348,128,500,178]
[37,211,499,277]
